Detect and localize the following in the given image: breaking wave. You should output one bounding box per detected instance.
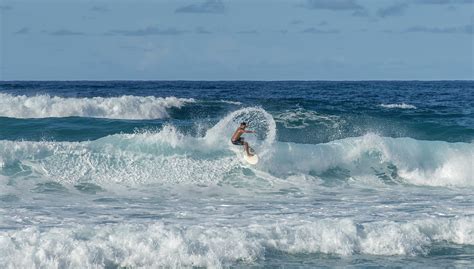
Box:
[0,107,472,188]
[380,103,417,109]
[268,133,473,187]
[1,217,473,268]
[0,93,194,119]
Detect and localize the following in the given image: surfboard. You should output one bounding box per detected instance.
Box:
[243,147,259,165]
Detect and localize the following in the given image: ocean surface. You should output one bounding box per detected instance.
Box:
[0,81,473,268]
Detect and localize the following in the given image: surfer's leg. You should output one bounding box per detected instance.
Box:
[244,142,253,156]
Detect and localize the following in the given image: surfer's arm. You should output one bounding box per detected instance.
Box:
[245,130,256,133]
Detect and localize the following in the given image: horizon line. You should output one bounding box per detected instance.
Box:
[1,79,473,82]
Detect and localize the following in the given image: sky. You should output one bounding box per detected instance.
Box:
[0,0,473,80]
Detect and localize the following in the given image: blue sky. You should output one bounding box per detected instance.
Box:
[1,0,473,80]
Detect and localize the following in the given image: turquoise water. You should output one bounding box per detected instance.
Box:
[0,81,473,268]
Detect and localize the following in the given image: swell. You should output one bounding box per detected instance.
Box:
[0,93,194,119]
[0,108,472,188]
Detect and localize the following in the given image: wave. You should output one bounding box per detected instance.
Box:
[0,93,194,119]
[219,100,242,105]
[1,217,472,268]
[0,107,472,188]
[274,108,343,129]
[268,133,474,187]
[203,107,276,158]
[380,103,417,109]
[0,107,276,186]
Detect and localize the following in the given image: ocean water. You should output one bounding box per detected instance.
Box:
[0,81,473,268]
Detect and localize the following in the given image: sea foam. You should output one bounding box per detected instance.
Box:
[380,103,417,109]
[0,108,471,188]
[0,133,472,188]
[0,93,194,119]
[268,133,474,187]
[1,217,472,268]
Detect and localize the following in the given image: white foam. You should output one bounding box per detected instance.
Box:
[219,100,242,105]
[0,93,194,119]
[204,107,276,158]
[0,129,472,188]
[1,217,472,268]
[0,138,238,185]
[266,133,474,187]
[0,107,277,186]
[380,103,417,109]
[0,100,472,188]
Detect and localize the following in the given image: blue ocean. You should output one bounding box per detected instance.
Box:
[0,81,473,268]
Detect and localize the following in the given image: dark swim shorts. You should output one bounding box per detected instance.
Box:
[231,137,244,145]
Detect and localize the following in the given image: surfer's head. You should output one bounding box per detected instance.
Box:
[240,122,247,129]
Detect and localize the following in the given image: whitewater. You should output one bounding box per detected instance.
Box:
[0,81,473,268]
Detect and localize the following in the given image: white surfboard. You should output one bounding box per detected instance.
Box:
[243,148,259,165]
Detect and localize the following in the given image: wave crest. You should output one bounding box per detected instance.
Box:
[1,217,472,268]
[0,93,194,119]
[0,107,472,188]
[268,133,474,187]
[380,103,417,109]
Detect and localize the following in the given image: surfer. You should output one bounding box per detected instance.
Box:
[231,122,256,156]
